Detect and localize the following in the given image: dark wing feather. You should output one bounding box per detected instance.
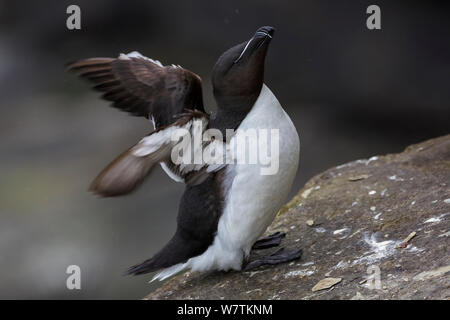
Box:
[88,109,211,197]
[67,53,204,127]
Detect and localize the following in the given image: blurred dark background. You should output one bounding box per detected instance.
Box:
[0,0,448,299]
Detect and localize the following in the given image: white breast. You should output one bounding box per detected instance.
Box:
[187,84,300,272]
[220,84,300,251]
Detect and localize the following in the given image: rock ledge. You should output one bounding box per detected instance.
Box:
[146,135,450,300]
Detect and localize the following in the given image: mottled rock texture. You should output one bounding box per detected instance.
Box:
[145,135,450,300]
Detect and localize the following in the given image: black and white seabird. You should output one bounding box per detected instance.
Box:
[67,26,301,281]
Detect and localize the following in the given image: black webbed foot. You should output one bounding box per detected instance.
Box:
[251,232,286,250]
[244,247,303,271]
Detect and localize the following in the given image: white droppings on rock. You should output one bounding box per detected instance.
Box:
[284,269,315,278]
[269,294,281,300]
[315,227,327,233]
[407,246,425,253]
[424,213,448,224]
[374,212,383,220]
[352,233,399,266]
[333,228,351,239]
[245,288,262,294]
[301,187,313,199]
[388,175,405,181]
[333,228,349,235]
[333,260,349,270]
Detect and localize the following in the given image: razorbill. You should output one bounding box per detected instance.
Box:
[67,26,301,281]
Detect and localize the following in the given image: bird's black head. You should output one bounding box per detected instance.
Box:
[212,26,275,108]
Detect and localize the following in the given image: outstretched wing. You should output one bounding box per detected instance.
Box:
[88,110,228,197]
[67,51,204,128]
[67,51,224,196]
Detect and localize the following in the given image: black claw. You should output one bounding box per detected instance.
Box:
[244,247,303,271]
[252,232,286,250]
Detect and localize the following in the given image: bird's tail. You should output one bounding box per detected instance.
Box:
[125,256,161,276]
[151,263,189,282]
[125,229,208,280]
[126,259,189,282]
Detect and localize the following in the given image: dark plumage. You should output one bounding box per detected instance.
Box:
[67,55,204,128]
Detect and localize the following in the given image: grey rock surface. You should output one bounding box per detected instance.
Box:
[145,135,450,300]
